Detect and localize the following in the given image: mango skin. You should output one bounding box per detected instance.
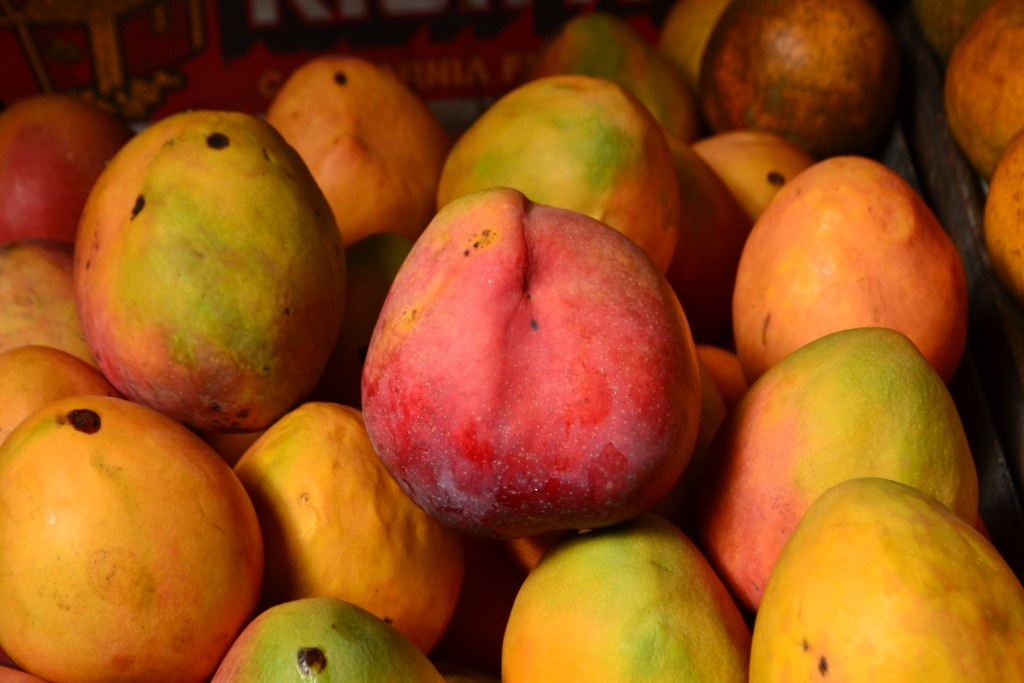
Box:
[0,395,264,683]
[362,187,702,539]
[211,597,445,683]
[751,477,1024,681]
[694,327,979,614]
[74,110,346,432]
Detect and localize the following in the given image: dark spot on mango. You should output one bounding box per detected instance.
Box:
[761,313,771,346]
[296,647,327,676]
[383,616,393,624]
[819,655,828,675]
[206,132,230,149]
[463,248,471,256]
[131,194,145,220]
[84,259,91,270]
[66,409,101,434]
[334,71,347,85]
[211,402,222,412]
[262,146,270,162]
[237,408,249,418]
[531,319,538,330]
[802,639,809,652]
[768,170,786,186]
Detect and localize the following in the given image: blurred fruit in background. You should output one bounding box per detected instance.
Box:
[664,136,751,345]
[436,74,681,274]
[944,0,1024,181]
[983,127,1024,305]
[528,10,701,143]
[691,129,816,222]
[911,0,993,63]
[0,93,133,245]
[0,239,96,367]
[658,0,735,99]
[699,0,900,159]
[265,55,452,247]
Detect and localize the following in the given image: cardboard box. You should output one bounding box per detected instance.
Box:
[0,0,674,130]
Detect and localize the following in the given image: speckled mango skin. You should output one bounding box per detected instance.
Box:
[361,187,702,539]
[0,395,264,683]
[435,74,681,274]
[751,477,1024,681]
[74,110,346,432]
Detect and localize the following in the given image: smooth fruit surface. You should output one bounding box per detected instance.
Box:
[658,0,735,97]
[0,239,96,366]
[0,93,133,244]
[750,477,1024,681]
[912,0,993,63]
[699,0,900,158]
[944,0,1024,180]
[74,109,347,432]
[528,11,701,143]
[502,514,751,682]
[984,127,1024,305]
[436,74,681,273]
[211,597,446,682]
[362,187,701,539]
[0,395,264,683]
[265,55,451,246]
[731,155,968,384]
[0,345,119,447]
[695,327,979,613]
[664,135,751,345]
[691,128,816,222]
[233,401,465,653]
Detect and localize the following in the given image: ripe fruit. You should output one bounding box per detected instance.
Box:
[664,135,751,345]
[0,345,120,447]
[232,401,465,653]
[362,187,701,539]
[699,0,900,158]
[265,55,452,247]
[436,74,681,273]
[694,327,979,613]
[911,0,993,63]
[312,231,413,407]
[528,10,701,143]
[731,155,968,384]
[74,109,347,432]
[0,239,96,366]
[0,395,264,683]
[0,93,133,244]
[984,127,1024,305]
[658,0,734,97]
[691,129,816,222]
[751,477,1024,680]
[211,597,446,682]
[502,514,751,682]
[944,0,1024,180]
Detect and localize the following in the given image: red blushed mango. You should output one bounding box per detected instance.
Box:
[362,187,702,540]
[0,94,133,245]
[74,110,346,433]
[693,327,979,614]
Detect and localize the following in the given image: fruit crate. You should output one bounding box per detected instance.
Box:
[887,4,1024,579]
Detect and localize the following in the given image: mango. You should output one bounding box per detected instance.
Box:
[751,477,1024,680]
[74,110,346,432]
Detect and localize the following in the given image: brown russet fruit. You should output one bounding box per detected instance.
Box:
[699,0,900,159]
